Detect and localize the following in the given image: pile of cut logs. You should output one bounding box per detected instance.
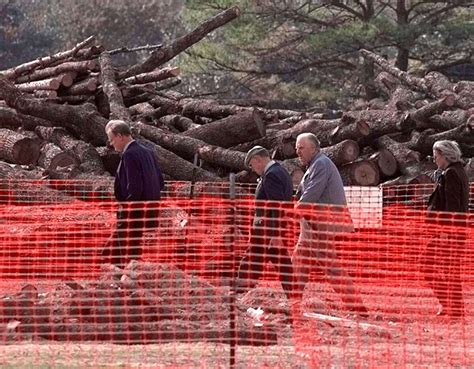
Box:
[0,6,472,187]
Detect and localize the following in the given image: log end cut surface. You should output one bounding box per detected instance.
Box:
[353,161,380,186]
[374,149,397,177]
[13,138,41,165]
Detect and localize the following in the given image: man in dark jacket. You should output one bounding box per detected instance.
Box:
[103,120,165,266]
[424,140,469,320]
[236,146,295,300]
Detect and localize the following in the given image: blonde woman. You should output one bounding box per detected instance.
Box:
[424,140,469,320]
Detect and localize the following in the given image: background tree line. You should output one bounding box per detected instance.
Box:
[1,0,472,109]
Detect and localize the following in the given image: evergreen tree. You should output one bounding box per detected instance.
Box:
[182,0,473,107]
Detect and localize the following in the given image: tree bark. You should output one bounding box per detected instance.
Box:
[0,107,54,130]
[373,71,399,97]
[385,87,417,110]
[134,122,246,171]
[119,7,240,79]
[123,67,180,85]
[411,123,474,155]
[375,135,421,167]
[96,146,121,175]
[16,78,61,92]
[360,49,471,108]
[321,140,360,166]
[159,115,200,132]
[233,118,368,160]
[37,142,79,171]
[381,173,433,186]
[409,95,456,129]
[0,36,95,79]
[99,52,130,122]
[0,77,108,145]
[360,49,427,93]
[136,138,220,181]
[60,77,98,96]
[427,109,470,131]
[342,110,413,146]
[280,158,305,187]
[136,96,182,120]
[15,60,98,84]
[183,109,266,148]
[181,99,246,120]
[32,90,58,99]
[0,128,41,165]
[35,126,105,174]
[128,102,155,116]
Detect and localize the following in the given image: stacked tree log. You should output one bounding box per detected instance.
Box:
[0,5,472,188]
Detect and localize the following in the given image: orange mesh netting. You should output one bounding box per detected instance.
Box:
[0,179,472,368]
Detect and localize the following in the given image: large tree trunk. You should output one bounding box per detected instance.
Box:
[232,118,369,160]
[412,123,474,155]
[360,49,472,109]
[410,95,456,129]
[35,126,105,174]
[37,142,79,171]
[375,135,421,167]
[0,36,96,79]
[96,146,121,175]
[16,78,61,92]
[15,60,98,84]
[119,7,240,79]
[321,140,360,166]
[99,52,131,122]
[0,128,41,165]
[134,122,246,171]
[0,77,107,145]
[137,138,220,182]
[385,87,417,110]
[183,110,266,148]
[342,110,413,146]
[339,160,380,186]
[363,149,398,178]
[123,67,180,85]
[427,109,469,131]
[0,107,54,130]
[159,115,200,132]
[60,77,98,96]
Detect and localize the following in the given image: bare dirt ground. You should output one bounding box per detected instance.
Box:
[1,279,473,368]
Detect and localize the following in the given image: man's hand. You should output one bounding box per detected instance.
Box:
[253,217,263,227]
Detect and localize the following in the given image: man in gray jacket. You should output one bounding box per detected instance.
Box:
[292,133,368,317]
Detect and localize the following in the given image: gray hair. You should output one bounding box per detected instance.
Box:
[105,120,131,136]
[296,133,320,149]
[433,140,463,163]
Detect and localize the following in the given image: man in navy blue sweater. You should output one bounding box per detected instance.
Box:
[102,120,164,267]
[236,146,295,300]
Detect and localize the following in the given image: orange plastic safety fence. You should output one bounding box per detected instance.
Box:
[0,179,472,368]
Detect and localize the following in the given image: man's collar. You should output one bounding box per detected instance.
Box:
[308,151,322,168]
[264,160,276,174]
[122,139,135,153]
